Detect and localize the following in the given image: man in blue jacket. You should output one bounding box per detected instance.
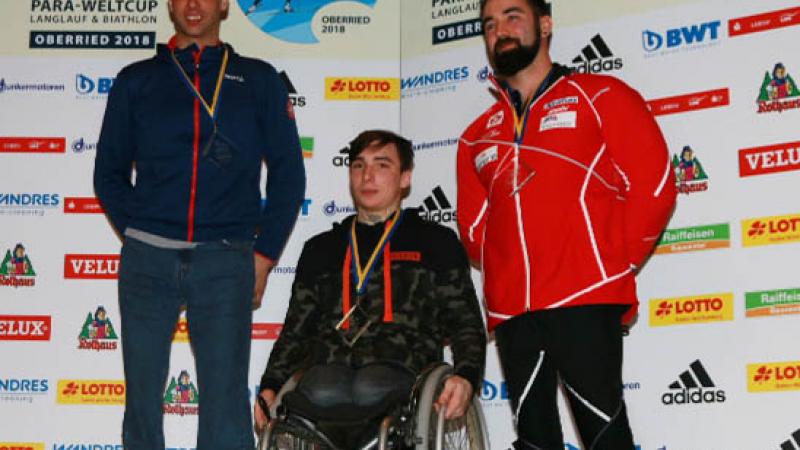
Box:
[93,1,306,449]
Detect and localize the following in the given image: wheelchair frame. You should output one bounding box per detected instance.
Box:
[257,363,490,450]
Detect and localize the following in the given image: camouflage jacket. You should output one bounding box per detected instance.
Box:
[260,209,486,393]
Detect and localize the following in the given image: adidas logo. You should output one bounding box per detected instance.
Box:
[570,34,623,74]
[418,185,456,223]
[661,359,726,405]
[779,428,800,450]
[279,71,307,107]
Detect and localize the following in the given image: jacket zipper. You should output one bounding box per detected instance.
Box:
[187,50,202,242]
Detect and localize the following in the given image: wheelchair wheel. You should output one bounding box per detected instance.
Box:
[414,365,490,450]
[259,419,329,450]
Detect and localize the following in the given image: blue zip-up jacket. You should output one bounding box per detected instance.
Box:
[94,41,305,260]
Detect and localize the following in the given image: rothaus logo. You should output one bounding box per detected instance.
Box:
[75,74,114,95]
[570,34,623,73]
[279,71,306,107]
[779,428,800,450]
[418,186,456,223]
[642,20,722,53]
[662,359,726,405]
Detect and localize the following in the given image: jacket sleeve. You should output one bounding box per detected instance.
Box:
[594,79,677,268]
[456,135,488,266]
[256,64,306,260]
[435,228,487,393]
[259,242,317,392]
[94,68,135,237]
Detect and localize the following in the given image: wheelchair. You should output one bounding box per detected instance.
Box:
[256,363,490,450]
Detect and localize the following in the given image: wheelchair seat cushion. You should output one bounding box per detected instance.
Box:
[283,363,415,424]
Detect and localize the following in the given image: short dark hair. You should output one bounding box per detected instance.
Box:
[480,0,551,17]
[347,129,414,172]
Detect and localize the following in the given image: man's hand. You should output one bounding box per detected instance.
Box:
[254,389,276,433]
[253,253,274,310]
[434,375,473,420]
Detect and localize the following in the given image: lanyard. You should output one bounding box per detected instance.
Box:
[170,47,229,120]
[338,210,404,330]
[512,66,556,140]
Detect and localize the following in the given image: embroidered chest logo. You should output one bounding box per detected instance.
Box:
[486,110,504,129]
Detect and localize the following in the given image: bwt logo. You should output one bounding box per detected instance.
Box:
[76,74,114,95]
[642,20,721,52]
[479,379,508,401]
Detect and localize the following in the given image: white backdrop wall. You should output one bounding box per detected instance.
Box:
[1,1,800,449]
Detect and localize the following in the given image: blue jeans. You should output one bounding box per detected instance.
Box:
[118,237,255,450]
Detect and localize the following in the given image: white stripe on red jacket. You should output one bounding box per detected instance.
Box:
[457,71,676,331]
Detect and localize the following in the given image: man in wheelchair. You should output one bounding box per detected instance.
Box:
[255,130,487,449]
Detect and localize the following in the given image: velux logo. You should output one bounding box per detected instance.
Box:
[778,428,800,450]
[64,254,120,279]
[662,360,726,405]
[569,34,623,73]
[418,186,456,223]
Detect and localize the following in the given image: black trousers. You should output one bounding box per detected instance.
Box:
[494,305,635,450]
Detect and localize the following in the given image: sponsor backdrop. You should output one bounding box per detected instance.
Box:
[1,0,799,449]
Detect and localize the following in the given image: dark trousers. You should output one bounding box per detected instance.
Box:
[118,237,255,450]
[494,305,635,450]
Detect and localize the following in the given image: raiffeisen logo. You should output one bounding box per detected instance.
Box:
[77,305,119,352]
[75,74,114,97]
[56,379,125,405]
[401,66,469,98]
[757,62,800,114]
[163,370,199,416]
[739,140,800,177]
[748,361,800,393]
[0,444,44,450]
[642,20,722,56]
[300,136,314,158]
[1,243,37,288]
[64,254,120,279]
[649,293,733,327]
[0,378,49,404]
[742,213,800,247]
[324,77,400,101]
[672,145,709,194]
[655,223,730,254]
[662,360,726,405]
[746,287,800,318]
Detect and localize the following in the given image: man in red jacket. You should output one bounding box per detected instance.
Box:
[457,0,676,448]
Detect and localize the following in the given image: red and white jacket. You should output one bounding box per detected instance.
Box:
[457,69,676,331]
